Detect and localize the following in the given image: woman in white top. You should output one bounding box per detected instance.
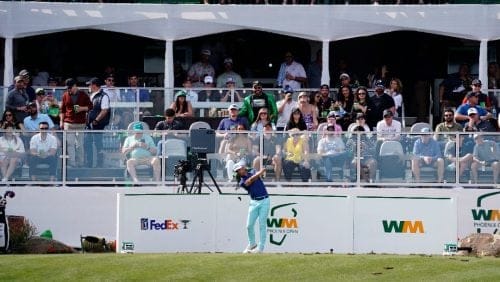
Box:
[0,122,25,181]
[388,78,403,118]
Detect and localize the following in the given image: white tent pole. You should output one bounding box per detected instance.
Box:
[164,39,174,109]
[321,40,330,86]
[478,39,488,92]
[3,37,13,91]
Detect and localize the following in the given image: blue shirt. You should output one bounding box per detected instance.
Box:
[413,137,442,162]
[217,117,249,131]
[456,104,488,126]
[23,113,55,131]
[239,170,268,199]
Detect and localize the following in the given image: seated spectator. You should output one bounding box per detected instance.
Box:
[220,77,244,103]
[346,125,377,182]
[216,58,244,89]
[121,123,160,182]
[434,108,463,143]
[276,89,298,131]
[35,88,49,114]
[28,121,58,181]
[252,123,282,181]
[121,74,150,102]
[282,128,311,182]
[388,78,404,118]
[455,92,492,127]
[470,134,499,184]
[0,122,25,182]
[462,107,496,133]
[297,91,318,131]
[317,125,349,182]
[250,108,276,132]
[347,113,371,138]
[318,84,334,118]
[181,77,199,102]
[411,127,444,183]
[461,79,492,111]
[45,93,61,129]
[324,111,342,133]
[376,110,401,142]
[351,86,370,116]
[198,75,221,102]
[443,135,473,181]
[170,90,193,118]
[1,110,25,131]
[23,102,54,131]
[285,107,307,131]
[154,108,185,131]
[223,123,253,182]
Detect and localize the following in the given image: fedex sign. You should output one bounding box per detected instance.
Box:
[140,218,190,231]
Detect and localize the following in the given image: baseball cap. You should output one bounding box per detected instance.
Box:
[14,76,24,83]
[27,101,37,108]
[283,85,294,94]
[298,92,308,98]
[375,80,385,89]
[228,104,239,111]
[472,79,482,85]
[420,127,431,133]
[467,107,478,116]
[35,88,45,95]
[327,111,336,118]
[339,73,350,80]
[132,123,144,131]
[252,80,262,87]
[226,77,235,84]
[201,49,211,56]
[383,109,393,117]
[204,76,213,84]
[224,58,233,65]
[356,113,365,120]
[233,160,246,172]
[466,92,478,99]
[19,69,29,77]
[86,77,102,86]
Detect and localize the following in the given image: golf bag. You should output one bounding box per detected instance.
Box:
[0,191,15,253]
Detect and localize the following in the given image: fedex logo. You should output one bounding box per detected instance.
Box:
[140,218,179,230]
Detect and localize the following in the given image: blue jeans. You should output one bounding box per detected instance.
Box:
[246,197,270,252]
[322,152,348,181]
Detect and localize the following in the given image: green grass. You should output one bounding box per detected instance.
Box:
[0,253,498,281]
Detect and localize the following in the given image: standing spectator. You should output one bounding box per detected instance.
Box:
[121,123,160,183]
[6,76,30,123]
[276,51,307,90]
[0,123,25,182]
[86,78,110,168]
[338,73,355,90]
[470,134,499,184]
[411,127,444,183]
[15,69,36,102]
[188,49,216,88]
[121,74,150,102]
[102,74,121,102]
[1,110,25,131]
[23,102,54,131]
[317,84,334,118]
[169,90,193,118]
[28,121,58,181]
[154,108,185,131]
[34,88,49,114]
[307,49,322,89]
[182,77,199,102]
[276,88,298,131]
[282,129,311,182]
[388,78,404,118]
[439,63,473,110]
[239,81,278,124]
[220,77,244,103]
[216,58,244,88]
[60,78,92,168]
[297,91,318,131]
[366,80,396,130]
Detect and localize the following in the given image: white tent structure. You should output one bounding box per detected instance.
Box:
[2,2,500,103]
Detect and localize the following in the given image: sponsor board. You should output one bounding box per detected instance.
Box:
[353,196,457,254]
[470,191,500,234]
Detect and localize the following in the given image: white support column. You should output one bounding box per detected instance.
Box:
[3,37,14,94]
[164,40,174,109]
[321,40,330,86]
[479,39,488,91]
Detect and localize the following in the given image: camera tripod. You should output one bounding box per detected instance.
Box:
[189,156,221,194]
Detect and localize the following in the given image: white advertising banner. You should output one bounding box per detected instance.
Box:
[117,193,217,253]
[457,190,500,239]
[353,196,457,254]
[215,194,353,253]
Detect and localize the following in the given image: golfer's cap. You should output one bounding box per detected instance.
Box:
[233,161,246,172]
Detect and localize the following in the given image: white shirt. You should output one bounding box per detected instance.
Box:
[185,90,198,102]
[91,90,110,110]
[376,119,401,141]
[30,133,58,153]
[276,99,298,128]
[282,61,307,91]
[103,87,121,102]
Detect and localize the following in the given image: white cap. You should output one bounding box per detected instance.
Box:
[204,76,213,84]
[233,160,246,172]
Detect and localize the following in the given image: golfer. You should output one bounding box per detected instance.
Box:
[233,161,270,254]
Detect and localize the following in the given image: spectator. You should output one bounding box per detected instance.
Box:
[45,93,60,129]
[317,84,334,118]
[325,111,342,133]
[461,79,492,111]
[121,123,160,183]
[85,77,111,168]
[351,86,370,116]
[348,113,371,138]
[411,127,444,183]
[276,88,298,131]
[465,108,497,133]
[282,128,311,182]
[47,77,63,102]
[15,69,36,102]
[224,123,253,182]
[346,125,377,182]
[217,104,249,132]
[1,110,25,131]
[297,91,318,131]
[0,122,25,182]
[174,61,187,88]
[307,49,322,89]
[336,85,355,122]
[187,49,216,88]
[388,78,404,118]
[6,76,30,123]
[276,51,307,90]
[220,77,244,103]
[23,102,54,131]
[334,59,358,89]
[216,58,244,88]
[252,123,282,181]
[439,63,473,110]
[28,121,58,181]
[456,95,492,128]
[34,88,49,114]
[169,90,193,118]
[60,78,92,168]
[250,107,276,132]
[376,109,401,142]
[366,80,395,129]
[317,125,349,182]
[470,134,499,184]
[102,74,121,102]
[239,81,278,124]
[121,74,150,102]
[285,107,307,131]
[198,75,221,102]
[309,91,322,118]
[443,135,473,181]
[434,108,463,143]
[155,108,185,131]
[182,77,199,102]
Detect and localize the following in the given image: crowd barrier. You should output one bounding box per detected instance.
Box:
[0,129,497,188]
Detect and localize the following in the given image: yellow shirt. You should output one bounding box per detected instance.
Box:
[285,137,306,163]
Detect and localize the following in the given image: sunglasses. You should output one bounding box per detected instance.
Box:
[260,112,268,115]
[107,79,114,82]
[5,114,12,117]
[358,92,366,95]
[40,127,49,130]
[254,86,262,89]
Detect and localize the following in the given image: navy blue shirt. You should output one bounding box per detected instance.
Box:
[239,170,268,199]
[217,117,249,131]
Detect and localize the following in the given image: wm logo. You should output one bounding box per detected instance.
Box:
[382,220,425,233]
[471,209,500,221]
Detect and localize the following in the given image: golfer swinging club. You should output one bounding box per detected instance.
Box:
[233,160,270,254]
